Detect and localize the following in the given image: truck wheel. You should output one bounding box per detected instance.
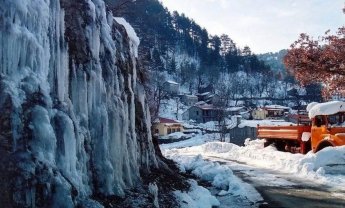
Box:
[315,141,333,152]
[275,140,286,151]
[264,140,272,147]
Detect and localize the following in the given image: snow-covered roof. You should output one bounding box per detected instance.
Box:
[196,104,215,110]
[308,101,345,118]
[184,94,198,98]
[195,101,206,106]
[199,92,211,96]
[157,117,180,124]
[166,80,179,85]
[226,106,245,112]
[306,102,318,112]
[264,105,290,110]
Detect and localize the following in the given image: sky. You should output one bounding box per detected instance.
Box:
[160,0,345,54]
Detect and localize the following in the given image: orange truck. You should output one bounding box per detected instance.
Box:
[257,101,345,154]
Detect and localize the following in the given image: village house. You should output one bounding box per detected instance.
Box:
[181,94,198,106]
[252,108,267,120]
[183,102,223,123]
[163,80,179,95]
[264,105,290,119]
[153,117,184,136]
[251,105,290,120]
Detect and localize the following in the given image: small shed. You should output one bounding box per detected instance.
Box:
[264,105,290,119]
[163,80,179,95]
[153,117,184,136]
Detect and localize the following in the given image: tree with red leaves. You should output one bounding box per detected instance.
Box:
[284,18,345,98]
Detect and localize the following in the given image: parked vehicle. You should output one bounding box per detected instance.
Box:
[257,101,345,154]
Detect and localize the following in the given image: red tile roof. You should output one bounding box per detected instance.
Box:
[158,117,179,124]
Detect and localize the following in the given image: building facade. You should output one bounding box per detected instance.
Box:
[153,117,184,136]
[185,104,222,123]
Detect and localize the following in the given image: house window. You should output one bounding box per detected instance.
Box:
[167,128,171,134]
[177,128,180,132]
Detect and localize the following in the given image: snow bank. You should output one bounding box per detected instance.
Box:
[169,154,262,203]
[308,101,345,118]
[300,146,345,174]
[174,180,220,208]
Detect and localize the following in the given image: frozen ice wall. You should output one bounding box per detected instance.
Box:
[0,0,157,206]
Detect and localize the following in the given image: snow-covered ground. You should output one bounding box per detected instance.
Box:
[159,99,345,207]
[159,98,189,121]
[238,119,294,128]
[174,179,220,208]
[163,138,345,189]
[161,134,345,207]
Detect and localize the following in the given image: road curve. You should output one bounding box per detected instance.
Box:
[206,156,345,208]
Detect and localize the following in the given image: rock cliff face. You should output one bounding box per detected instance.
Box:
[0,0,158,206]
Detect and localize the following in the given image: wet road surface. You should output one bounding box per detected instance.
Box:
[206,156,345,208]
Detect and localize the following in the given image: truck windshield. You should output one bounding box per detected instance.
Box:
[328,113,345,127]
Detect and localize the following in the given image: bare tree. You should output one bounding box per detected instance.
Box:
[146,71,167,121]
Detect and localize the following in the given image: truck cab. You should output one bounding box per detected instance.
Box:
[311,112,345,152]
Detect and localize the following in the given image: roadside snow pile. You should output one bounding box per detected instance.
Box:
[174,180,220,208]
[169,154,263,204]
[300,146,345,174]
[164,140,345,190]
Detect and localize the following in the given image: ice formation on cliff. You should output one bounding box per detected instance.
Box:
[0,0,157,206]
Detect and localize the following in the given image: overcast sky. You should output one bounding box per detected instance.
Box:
[160,0,345,54]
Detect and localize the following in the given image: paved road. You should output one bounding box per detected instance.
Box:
[206,156,345,208]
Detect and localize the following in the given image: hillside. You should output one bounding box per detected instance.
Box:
[108,0,317,115]
[257,49,288,75]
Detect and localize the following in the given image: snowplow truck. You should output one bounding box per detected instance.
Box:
[257,101,345,154]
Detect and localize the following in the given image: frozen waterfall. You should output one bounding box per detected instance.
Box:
[0,0,158,207]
